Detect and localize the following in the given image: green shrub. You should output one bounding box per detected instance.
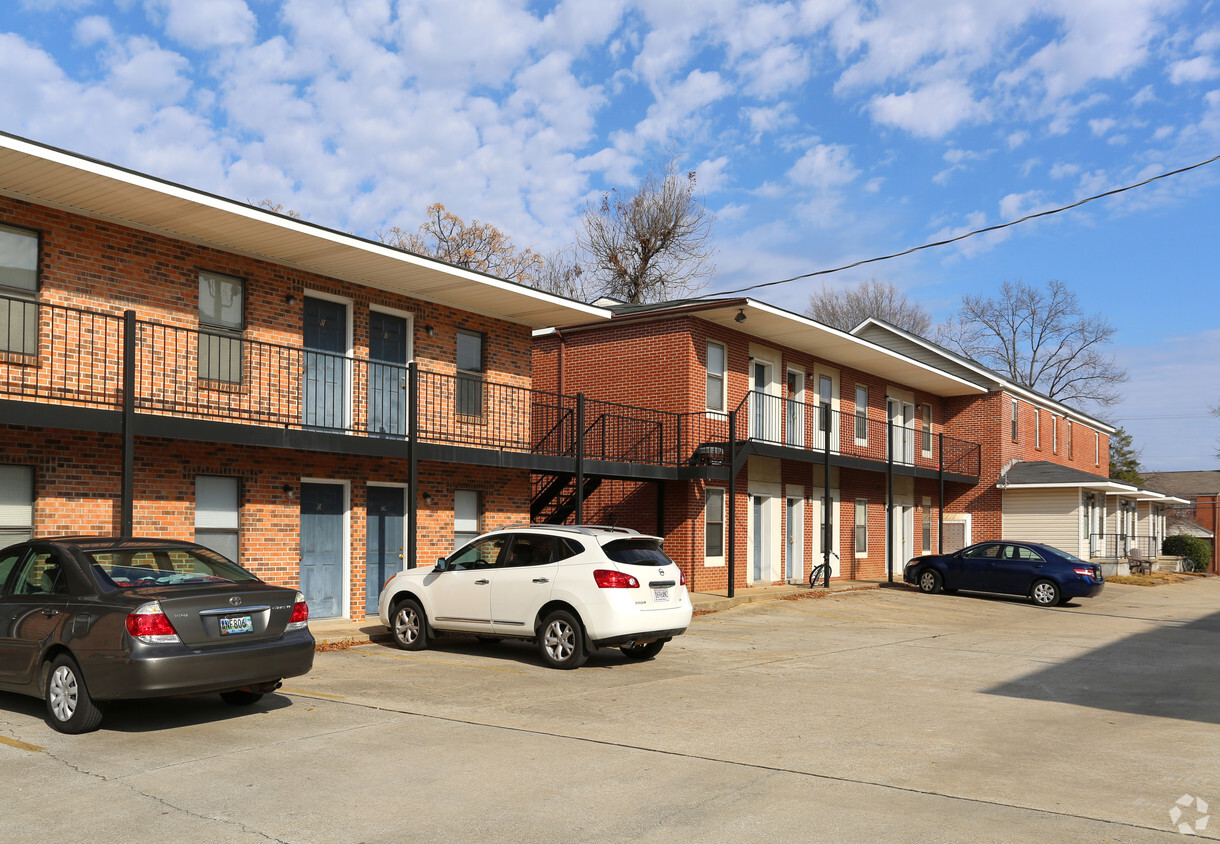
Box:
[1162,534,1211,573]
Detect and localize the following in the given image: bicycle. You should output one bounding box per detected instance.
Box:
[808,551,839,588]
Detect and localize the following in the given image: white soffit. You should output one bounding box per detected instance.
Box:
[0,133,609,329]
[699,302,985,397]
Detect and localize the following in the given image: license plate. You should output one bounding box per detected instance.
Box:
[219,615,253,636]
[653,588,669,602]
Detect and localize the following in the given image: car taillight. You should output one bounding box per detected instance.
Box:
[287,592,309,630]
[594,569,640,589]
[679,568,686,586]
[125,601,180,644]
[1073,567,1095,578]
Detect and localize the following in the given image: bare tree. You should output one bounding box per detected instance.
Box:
[935,279,1128,410]
[379,203,544,285]
[806,279,932,334]
[530,245,598,302]
[577,152,715,304]
[251,199,303,219]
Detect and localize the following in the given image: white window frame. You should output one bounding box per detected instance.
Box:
[921,496,932,555]
[854,384,868,445]
[0,223,39,356]
[705,487,725,566]
[1034,408,1041,450]
[1052,415,1058,453]
[706,340,727,414]
[454,489,481,551]
[921,403,933,457]
[1011,398,1019,442]
[854,498,868,557]
[0,465,34,546]
[1095,430,1100,467]
[198,270,245,384]
[194,475,240,561]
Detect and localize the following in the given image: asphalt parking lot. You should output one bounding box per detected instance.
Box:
[3,578,1219,842]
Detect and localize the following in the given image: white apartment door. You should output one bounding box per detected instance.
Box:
[752,361,778,442]
[785,494,804,583]
[751,494,775,584]
[786,370,804,447]
[887,399,915,464]
[890,500,914,579]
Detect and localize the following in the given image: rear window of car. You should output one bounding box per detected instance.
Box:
[602,538,674,567]
[88,547,261,589]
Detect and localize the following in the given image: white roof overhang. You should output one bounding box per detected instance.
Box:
[0,133,610,329]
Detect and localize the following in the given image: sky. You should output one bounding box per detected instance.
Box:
[2,0,1219,471]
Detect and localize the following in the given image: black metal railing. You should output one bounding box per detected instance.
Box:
[0,295,983,479]
[1089,534,1160,559]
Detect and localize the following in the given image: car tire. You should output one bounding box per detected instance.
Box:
[220,690,265,706]
[45,654,104,734]
[917,569,943,594]
[1030,579,1061,607]
[620,640,665,660]
[538,610,587,669]
[390,597,429,650]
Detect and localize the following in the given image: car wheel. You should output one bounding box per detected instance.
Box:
[220,690,265,706]
[538,610,587,669]
[620,640,665,660]
[1030,579,1061,607]
[390,597,428,650]
[917,569,943,594]
[45,654,104,734]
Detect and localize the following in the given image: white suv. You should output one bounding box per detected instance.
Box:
[376,525,692,669]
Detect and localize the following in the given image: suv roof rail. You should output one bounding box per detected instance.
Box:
[498,524,641,537]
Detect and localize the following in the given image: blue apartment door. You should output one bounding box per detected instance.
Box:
[304,297,347,429]
[368,311,408,436]
[366,486,405,614]
[300,483,344,618]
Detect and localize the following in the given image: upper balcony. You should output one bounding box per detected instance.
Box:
[0,294,981,482]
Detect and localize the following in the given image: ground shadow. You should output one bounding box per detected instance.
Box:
[0,689,295,733]
[371,633,660,670]
[985,608,1220,724]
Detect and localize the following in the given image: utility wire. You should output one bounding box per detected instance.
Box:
[700,152,1220,300]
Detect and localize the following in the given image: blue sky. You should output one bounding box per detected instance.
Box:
[2,0,1219,471]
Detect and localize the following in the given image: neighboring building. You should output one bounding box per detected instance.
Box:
[0,132,612,620]
[1142,470,1220,573]
[533,304,1137,591]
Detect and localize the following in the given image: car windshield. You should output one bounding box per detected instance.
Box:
[602,538,674,567]
[88,547,261,589]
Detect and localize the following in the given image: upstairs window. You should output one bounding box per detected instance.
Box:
[0,223,39,355]
[854,385,868,443]
[921,404,933,455]
[1011,399,1019,442]
[198,271,244,383]
[706,341,726,412]
[1067,420,1073,459]
[456,330,485,417]
[1034,409,1041,449]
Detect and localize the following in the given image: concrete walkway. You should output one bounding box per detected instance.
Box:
[308,578,892,646]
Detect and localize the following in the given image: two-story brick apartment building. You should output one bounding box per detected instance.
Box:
[533,299,1156,592]
[533,298,993,593]
[0,132,612,620]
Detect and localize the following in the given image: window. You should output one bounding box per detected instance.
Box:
[0,465,34,547]
[0,223,38,355]
[705,488,725,557]
[854,499,868,555]
[198,271,244,383]
[454,489,480,550]
[922,497,932,554]
[854,385,868,443]
[1067,420,1073,459]
[456,330,484,417]
[448,534,505,569]
[1011,399,1019,441]
[1052,415,1058,453]
[706,341,726,412]
[1095,431,1100,466]
[12,551,68,596]
[195,476,240,561]
[1034,409,1041,449]
[921,404,933,455]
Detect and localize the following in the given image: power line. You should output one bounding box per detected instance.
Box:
[701,152,1220,300]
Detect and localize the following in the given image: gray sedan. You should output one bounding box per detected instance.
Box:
[0,537,315,733]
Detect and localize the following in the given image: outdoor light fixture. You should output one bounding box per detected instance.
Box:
[422,492,435,505]
[734,309,746,323]
[285,293,297,306]
[282,484,295,498]
[424,324,435,336]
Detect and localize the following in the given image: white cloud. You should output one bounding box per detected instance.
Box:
[788,143,858,190]
[1089,117,1117,136]
[1169,56,1220,84]
[144,0,257,49]
[693,155,731,193]
[870,79,985,137]
[742,103,796,141]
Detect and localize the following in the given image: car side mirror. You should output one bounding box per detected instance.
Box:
[434,557,448,572]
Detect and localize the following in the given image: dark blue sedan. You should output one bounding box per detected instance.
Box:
[903,541,1104,607]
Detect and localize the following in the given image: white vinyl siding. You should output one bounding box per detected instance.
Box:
[0,465,34,547]
[1002,488,1082,556]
